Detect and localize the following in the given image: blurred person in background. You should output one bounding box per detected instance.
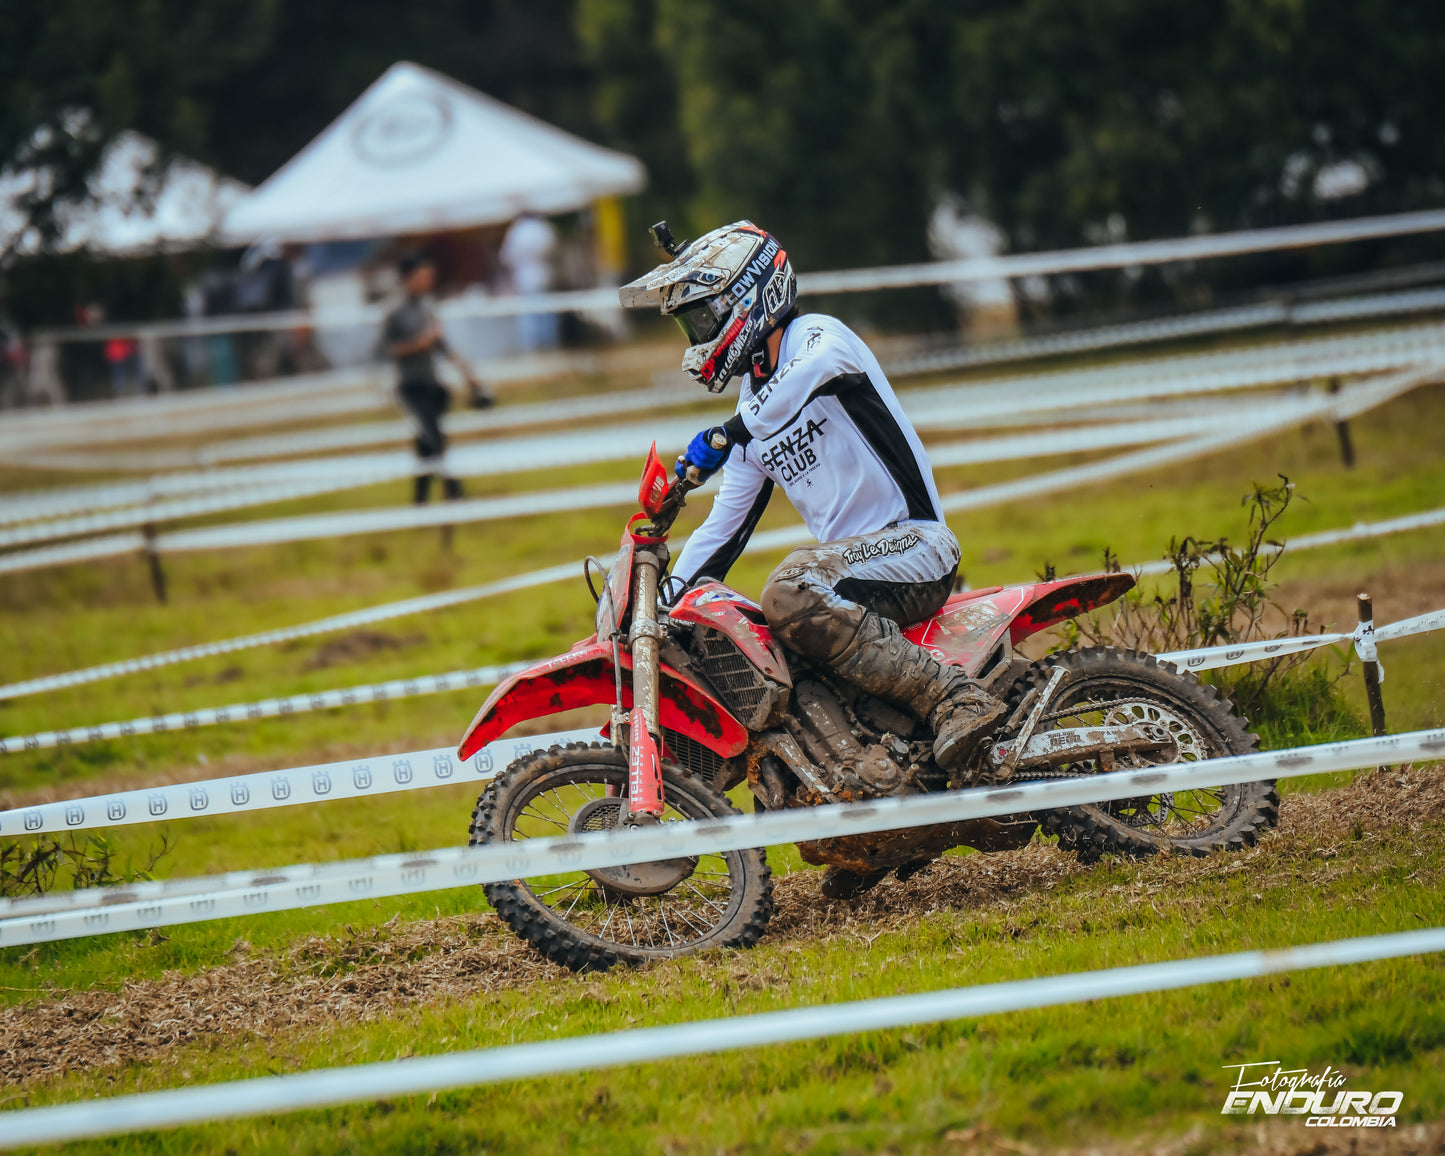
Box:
[499,212,558,353]
[382,252,494,505]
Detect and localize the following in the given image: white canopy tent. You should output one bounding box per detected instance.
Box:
[221,62,646,244]
[0,131,249,257]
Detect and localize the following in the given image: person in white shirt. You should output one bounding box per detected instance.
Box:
[619,220,1005,773]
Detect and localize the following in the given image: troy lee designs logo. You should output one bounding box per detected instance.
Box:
[1220,1061,1403,1127]
[759,417,828,484]
[841,531,921,566]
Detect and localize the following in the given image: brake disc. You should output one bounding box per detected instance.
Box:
[569,797,699,897]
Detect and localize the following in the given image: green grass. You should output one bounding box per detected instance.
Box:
[4,787,1442,1154]
[0,340,1442,1152]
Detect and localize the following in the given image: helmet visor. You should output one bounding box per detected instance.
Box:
[673,297,726,346]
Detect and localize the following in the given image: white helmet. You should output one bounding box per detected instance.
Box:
[618,220,798,392]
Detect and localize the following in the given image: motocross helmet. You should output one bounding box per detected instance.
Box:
[618,220,798,392]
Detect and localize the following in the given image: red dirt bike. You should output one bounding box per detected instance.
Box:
[459,448,1276,971]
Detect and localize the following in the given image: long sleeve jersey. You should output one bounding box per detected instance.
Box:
[673,313,945,586]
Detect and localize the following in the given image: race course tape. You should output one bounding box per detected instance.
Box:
[1,727,1440,944]
[0,662,532,756]
[0,410,1275,566]
[3,926,1441,1150]
[6,595,1441,761]
[9,315,1445,521]
[0,727,593,843]
[4,394,1441,708]
[0,562,578,701]
[1156,604,1445,673]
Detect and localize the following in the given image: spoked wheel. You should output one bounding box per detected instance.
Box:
[1014,648,1277,860]
[470,742,772,972]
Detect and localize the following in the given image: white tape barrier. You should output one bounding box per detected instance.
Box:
[3,366,1437,704]
[9,316,1445,523]
[0,727,1439,944]
[4,924,1442,1150]
[0,385,701,525]
[24,207,1445,351]
[0,563,578,701]
[800,207,1445,295]
[892,285,1445,377]
[0,370,392,460]
[0,663,534,756]
[0,411,1267,565]
[1136,507,1445,579]
[0,729,594,844]
[0,346,675,461]
[5,321,1434,554]
[1157,604,1445,673]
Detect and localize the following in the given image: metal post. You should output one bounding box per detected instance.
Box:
[142,523,168,605]
[1357,593,1386,737]
[1328,377,1356,468]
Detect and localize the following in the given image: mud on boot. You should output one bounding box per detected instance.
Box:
[928,669,1008,773]
[829,611,1007,775]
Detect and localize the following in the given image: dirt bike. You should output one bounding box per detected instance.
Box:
[458,447,1277,971]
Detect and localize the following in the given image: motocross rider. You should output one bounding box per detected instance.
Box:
[619,221,1006,775]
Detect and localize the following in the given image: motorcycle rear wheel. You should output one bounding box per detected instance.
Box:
[1014,648,1277,861]
[471,742,773,971]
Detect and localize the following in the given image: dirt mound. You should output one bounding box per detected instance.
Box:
[2,763,1440,1087]
[0,915,564,1086]
[299,629,425,671]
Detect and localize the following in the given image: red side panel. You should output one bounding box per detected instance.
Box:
[902,573,1135,675]
[904,588,1034,675]
[669,582,791,684]
[1006,573,1136,643]
[456,644,747,760]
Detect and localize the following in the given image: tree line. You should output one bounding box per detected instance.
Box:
[4,0,1445,320]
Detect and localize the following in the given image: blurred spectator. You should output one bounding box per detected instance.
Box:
[103,334,143,397]
[381,252,494,505]
[499,213,558,352]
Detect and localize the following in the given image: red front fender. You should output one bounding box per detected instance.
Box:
[456,643,749,761]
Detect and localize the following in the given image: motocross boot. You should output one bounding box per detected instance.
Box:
[830,611,1007,773]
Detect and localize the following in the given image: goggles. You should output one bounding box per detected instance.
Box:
[672,296,727,345]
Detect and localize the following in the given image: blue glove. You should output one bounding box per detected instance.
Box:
[676,426,730,482]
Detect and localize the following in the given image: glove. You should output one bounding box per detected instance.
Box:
[676,426,730,482]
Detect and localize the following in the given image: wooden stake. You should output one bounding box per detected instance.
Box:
[1357,593,1386,737]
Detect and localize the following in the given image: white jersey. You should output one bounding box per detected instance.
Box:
[674,313,945,586]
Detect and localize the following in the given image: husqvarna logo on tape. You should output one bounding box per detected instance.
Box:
[24,811,42,832]
[65,804,85,827]
[312,770,332,796]
[231,783,250,806]
[189,787,209,812]
[271,777,291,801]
[393,759,414,785]
[473,748,494,774]
[432,754,453,780]
[352,765,373,790]
[148,794,168,817]
[106,799,126,821]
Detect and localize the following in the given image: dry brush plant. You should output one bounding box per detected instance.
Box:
[0,830,173,898]
[1054,477,1360,740]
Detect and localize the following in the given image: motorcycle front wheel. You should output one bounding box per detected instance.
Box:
[1014,647,1278,861]
[470,742,773,971]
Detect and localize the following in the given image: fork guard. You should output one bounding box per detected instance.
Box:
[457,642,749,761]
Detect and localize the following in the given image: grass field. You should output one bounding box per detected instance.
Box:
[0,335,1442,1153]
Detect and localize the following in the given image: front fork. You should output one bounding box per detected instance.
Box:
[623,549,665,817]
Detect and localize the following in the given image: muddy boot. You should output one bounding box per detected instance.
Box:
[831,612,1007,774]
[820,866,888,900]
